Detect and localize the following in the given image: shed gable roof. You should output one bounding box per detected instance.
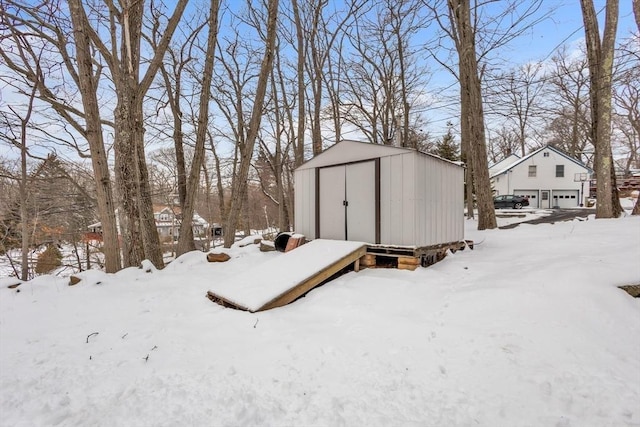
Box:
[490,145,591,178]
[296,139,462,171]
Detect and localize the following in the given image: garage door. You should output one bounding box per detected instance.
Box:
[552,190,579,208]
[514,190,539,208]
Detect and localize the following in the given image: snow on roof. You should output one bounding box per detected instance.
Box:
[489,153,520,174]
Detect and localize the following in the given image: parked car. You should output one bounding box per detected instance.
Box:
[494,195,530,209]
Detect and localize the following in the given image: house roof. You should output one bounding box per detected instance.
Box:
[489,153,520,174]
[296,139,463,171]
[154,205,180,215]
[490,145,592,178]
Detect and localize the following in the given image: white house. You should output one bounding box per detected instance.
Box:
[490,145,592,209]
[294,140,464,248]
[154,205,209,239]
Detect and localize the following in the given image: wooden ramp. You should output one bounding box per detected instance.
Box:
[207,239,367,312]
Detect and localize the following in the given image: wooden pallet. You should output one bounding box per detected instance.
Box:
[360,240,473,270]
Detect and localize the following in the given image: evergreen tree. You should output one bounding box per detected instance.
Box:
[432,123,460,161]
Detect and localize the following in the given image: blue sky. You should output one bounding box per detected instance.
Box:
[506,0,637,63]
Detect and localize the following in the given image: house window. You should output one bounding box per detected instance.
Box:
[543,152,550,157]
[555,165,564,177]
[528,165,537,177]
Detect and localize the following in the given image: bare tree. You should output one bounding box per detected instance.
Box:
[68,0,189,268]
[253,38,295,232]
[222,0,280,247]
[613,36,640,175]
[580,0,622,218]
[1,63,37,280]
[1,0,122,272]
[289,0,306,167]
[424,0,547,226]
[544,47,593,163]
[485,63,545,156]
[149,12,209,215]
[488,126,521,163]
[341,0,426,147]
[176,0,220,256]
[446,0,496,229]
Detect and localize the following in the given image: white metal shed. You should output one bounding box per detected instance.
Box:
[294,140,465,248]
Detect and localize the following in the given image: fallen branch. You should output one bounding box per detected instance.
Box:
[86,332,99,343]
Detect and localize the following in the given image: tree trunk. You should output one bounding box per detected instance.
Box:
[177,0,220,256]
[136,135,164,267]
[460,87,475,219]
[19,115,29,280]
[580,0,620,218]
[108,0,187,268]
[223,0,280,247]
[291,0,306,167]
[114,86,145,267]
[68,0,121,272]
[310,2,325,156]
[632,196,640,215]
[450,0,496,229]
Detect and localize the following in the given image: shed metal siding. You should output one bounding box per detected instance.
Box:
[380,153,416,246]
[294,168,316,239]
[416,154,464,246]
[402,153,416,245]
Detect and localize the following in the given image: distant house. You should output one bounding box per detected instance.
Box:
[490,145,592,209]
[88,206,209,240]
[153,205,209,239]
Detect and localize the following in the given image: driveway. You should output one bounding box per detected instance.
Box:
[499,208,593,229]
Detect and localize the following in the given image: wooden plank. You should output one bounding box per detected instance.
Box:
[206,291,250,311]
[207,240,368,312]
[360,254,376,267]
[398,256,420,265]
[259,245,367,311]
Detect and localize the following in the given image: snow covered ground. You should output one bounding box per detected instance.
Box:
[1,206,639,426]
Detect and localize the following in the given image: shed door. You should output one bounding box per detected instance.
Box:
[319,165,346,240]
[318,161,376,242]
[346,161,376,242]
